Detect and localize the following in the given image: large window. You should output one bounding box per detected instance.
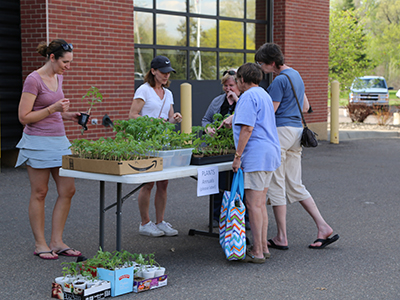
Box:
[134,0,271,80]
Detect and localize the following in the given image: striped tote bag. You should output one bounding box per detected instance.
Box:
[219,168,246,260]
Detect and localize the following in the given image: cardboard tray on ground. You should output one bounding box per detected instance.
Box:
[190,153,234,165]
[52,281,111,300]
[62,155,163,175]
[133,275,168,293]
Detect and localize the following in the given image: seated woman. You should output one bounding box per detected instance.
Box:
[201,69,242,227]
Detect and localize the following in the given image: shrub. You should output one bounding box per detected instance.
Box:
[372,105,392,126]
[346,103,373,123]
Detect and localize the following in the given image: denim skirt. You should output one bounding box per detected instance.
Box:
[15,133,72,169]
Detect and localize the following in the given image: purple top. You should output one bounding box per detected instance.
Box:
[22,71,66,136]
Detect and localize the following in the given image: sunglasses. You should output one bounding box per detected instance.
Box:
[223,70,236,76]
[256,61,265,67]
[51,43,74,54]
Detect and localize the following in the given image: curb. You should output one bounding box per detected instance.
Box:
[328,130,400,141]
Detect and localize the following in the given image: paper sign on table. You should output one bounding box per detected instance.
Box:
[197,166,219,197]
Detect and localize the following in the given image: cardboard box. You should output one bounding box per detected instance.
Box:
[97,266,134,297]
[51,281,111,300]
[62,155,163,175]
[133,275,168,293]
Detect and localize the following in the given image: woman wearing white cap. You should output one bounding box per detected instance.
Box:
[129,55,182,237]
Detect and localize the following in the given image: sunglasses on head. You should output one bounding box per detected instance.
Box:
[223,70,236,76]
[51,43,73,54]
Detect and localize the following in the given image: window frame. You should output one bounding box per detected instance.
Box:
[134,0,273,80]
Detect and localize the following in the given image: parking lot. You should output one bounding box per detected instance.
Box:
[1,136,400,299]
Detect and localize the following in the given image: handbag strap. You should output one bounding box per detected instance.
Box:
[229,169,244,202]
[279,72,307,128]
[157,94,167,119]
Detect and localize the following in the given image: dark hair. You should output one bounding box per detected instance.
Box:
[236,63,263,85]
[36,39,72,60]
[254,43,285,68]
[144,69,171,88]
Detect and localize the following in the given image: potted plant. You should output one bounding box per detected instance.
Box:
[93,248,136,297]
[78,86,103,133]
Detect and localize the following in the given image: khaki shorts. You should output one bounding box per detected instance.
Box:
[244,171,273,191]
[267,126,311,206]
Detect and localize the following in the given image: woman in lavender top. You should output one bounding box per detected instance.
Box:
[16,39,82,260]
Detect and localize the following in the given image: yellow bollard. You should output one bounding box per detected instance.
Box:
[330,80,340,144]
[180,83,192,134]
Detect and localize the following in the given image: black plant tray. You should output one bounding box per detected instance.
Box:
[190,153,235,165]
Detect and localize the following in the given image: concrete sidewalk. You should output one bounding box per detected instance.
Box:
[1,137,400,299]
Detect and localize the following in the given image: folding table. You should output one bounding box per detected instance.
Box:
[59,161,232,251]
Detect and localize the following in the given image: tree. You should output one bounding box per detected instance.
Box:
[329,9,375,89]
[363,0,400,86]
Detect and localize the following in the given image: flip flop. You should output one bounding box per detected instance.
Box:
[268,239,289,250]
[55,248,82,257]
[33,250,58,260]
[308,234,339,249]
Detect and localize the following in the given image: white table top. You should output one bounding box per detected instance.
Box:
[59,161,233,184]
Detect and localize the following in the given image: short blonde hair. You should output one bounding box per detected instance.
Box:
[221,69,237,85]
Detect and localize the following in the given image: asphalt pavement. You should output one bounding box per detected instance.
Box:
[1,128,400,299]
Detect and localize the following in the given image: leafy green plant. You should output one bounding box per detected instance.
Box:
[90,247,137,271]
[69,136,154,161]
[61,261,82,278]
[113,116,194,150]
[191,113,235,156]
[82,86,103,115]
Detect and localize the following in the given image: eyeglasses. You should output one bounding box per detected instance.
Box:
[223,70,236,76]
[51,43,73,54]
[256,61,264,67]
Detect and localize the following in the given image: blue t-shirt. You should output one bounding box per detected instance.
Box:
[267,68,304,128]
[233,86,281,172]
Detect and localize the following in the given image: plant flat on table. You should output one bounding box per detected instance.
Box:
[192,113,235,157]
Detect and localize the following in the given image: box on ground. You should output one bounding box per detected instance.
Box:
[62,155,163,175]
[97,266,134,297]
[133,275,168,293]
[51,281,111,300]
[149,148,194,168]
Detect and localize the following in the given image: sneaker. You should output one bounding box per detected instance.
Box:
[139,221,165,237]
[156,221,178,236]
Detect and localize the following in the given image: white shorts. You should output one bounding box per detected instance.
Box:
[267,126,311,206]
[244,171,273,191]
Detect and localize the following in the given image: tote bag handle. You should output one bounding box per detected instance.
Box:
[229,169,244,204]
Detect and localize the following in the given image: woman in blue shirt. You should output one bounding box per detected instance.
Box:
[224,63,281,263]
[255,43,339,250]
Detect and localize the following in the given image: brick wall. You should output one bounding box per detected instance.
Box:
[20,0,134,141]
[273,0,329,125]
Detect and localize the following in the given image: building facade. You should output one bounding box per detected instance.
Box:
[0,0,329,159]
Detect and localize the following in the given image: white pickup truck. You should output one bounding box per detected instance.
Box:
[349,76,393,108]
